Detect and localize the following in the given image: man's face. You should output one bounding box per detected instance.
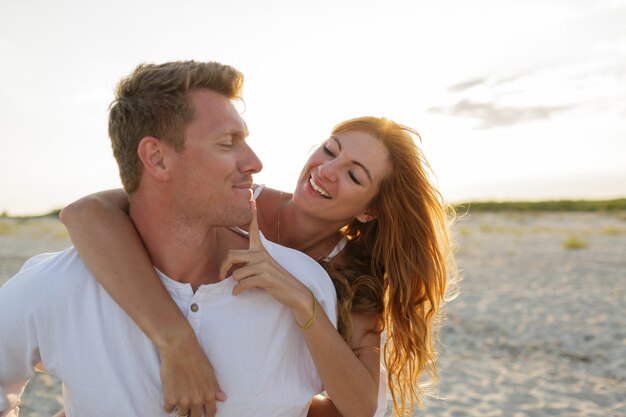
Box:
[169,89,262,227]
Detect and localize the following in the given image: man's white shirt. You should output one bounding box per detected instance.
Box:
[0,233,337,417]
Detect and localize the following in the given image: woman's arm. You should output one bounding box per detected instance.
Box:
[304,313,381,417]
[60,190,225,416]
[221,202,380,417]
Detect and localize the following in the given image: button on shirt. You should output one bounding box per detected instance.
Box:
[0,233,337,417]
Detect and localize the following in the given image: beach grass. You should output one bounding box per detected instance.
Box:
[453,198,626,213]
[561,235,588,249]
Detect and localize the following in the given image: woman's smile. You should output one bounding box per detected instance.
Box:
[308,176,332,199]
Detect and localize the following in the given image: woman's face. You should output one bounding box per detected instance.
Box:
[294,130,391,224]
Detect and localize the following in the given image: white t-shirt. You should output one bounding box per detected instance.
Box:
[0,233,337,417]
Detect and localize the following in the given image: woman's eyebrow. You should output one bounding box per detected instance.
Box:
[331,136,373,182]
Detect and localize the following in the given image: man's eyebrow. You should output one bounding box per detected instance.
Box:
[330,136,373,182]
[216,128,248,139]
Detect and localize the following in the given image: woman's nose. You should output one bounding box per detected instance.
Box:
[318,160,338,182]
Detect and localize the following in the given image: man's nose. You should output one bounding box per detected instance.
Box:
[241,143,263,174]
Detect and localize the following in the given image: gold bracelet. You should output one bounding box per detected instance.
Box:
[296,292,317,330]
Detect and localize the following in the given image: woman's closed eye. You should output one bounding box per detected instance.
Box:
[349,171,362,185]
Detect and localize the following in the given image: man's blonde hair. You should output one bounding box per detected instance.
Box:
[108,61,244,193]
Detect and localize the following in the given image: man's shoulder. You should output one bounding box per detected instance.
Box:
[17,246,82,272]
[262,237,337,312]
[264,238,327,278]
[3,247,90,292]
[17,247,73,269]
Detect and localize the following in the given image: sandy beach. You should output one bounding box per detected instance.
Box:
[1,211,625,416]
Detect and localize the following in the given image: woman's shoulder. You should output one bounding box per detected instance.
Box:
[253,184,292,201]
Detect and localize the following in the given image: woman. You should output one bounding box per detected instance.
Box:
[60,116,458,417]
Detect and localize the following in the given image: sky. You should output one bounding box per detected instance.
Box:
[1,0,625,216]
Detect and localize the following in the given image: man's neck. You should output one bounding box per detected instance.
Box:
[129,196,224,291]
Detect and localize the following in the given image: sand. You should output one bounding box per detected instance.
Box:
[1,212,625,416]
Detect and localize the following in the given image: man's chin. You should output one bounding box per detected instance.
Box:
[226,210,253,228]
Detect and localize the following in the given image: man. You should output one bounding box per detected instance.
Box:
[0,61,337,417]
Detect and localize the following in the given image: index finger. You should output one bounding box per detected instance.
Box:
[248,199,262,250]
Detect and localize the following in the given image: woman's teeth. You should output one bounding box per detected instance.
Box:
[309,177,331,198]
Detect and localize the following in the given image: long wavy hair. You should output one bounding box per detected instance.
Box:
[322,116,459,416]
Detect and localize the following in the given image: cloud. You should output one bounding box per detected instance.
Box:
[428,99,573,128]
[447,78,487,92]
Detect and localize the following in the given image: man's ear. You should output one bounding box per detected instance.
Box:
[356,211,376,223]
[137,136,171,182]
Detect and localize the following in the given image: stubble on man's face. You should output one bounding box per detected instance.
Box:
[171,89,260,230]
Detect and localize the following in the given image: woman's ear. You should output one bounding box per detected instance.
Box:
[137,136,170,182]
[356,211,376,223]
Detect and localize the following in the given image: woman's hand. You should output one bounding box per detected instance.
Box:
[219,200,314,324]
[159,333,226,417]
[50,345,226,417]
